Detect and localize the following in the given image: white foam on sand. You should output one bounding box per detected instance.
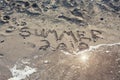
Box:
[61,42,120,55]
[21,59,30,65]
[8,65,36,80]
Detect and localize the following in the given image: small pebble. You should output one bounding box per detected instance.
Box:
[0,53,4,57]
[44,60,49,64]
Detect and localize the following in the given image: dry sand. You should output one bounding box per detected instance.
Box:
[0,0,120,80]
